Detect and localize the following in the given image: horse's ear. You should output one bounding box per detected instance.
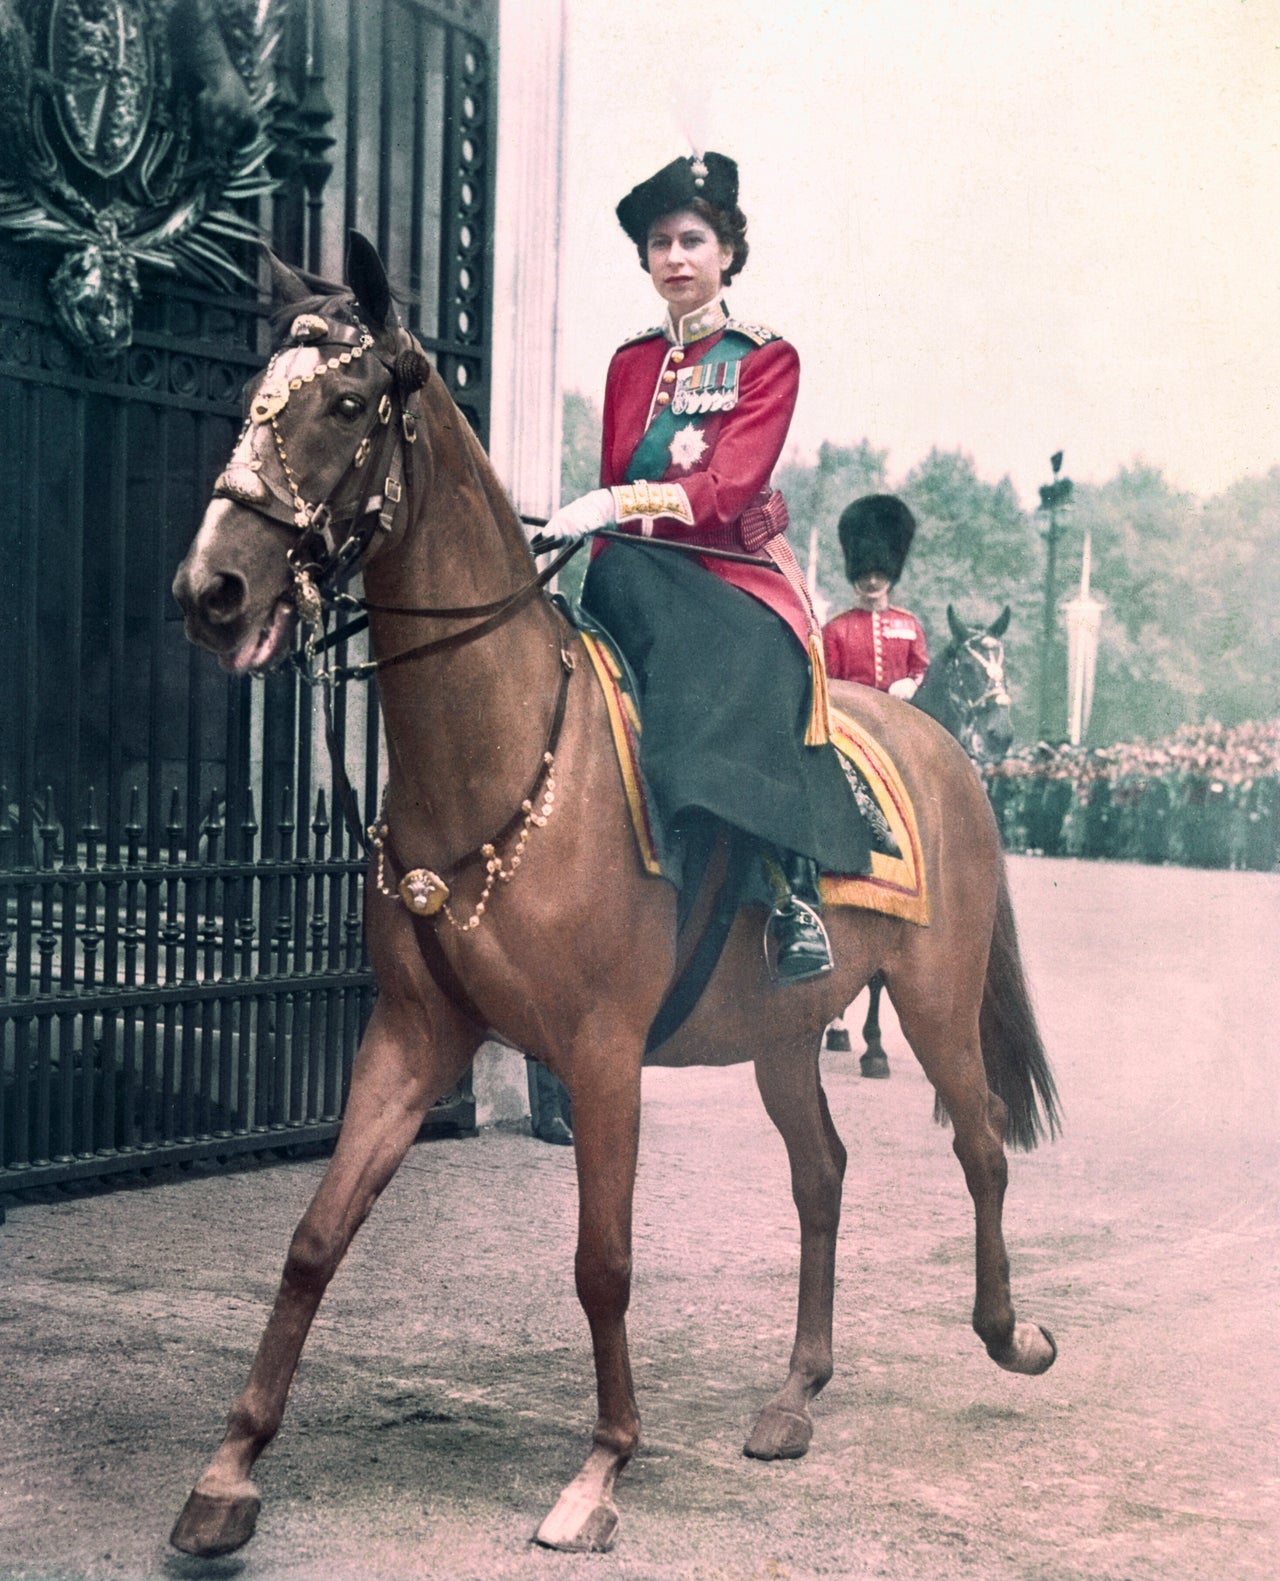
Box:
[263,248,312,307]
[346,231,399,335]
[989,604,1012,638]
[947,604,968,643]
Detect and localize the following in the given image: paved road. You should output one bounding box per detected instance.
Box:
[1,856,1277,1581]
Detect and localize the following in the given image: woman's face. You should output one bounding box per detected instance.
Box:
[646,209,733,320]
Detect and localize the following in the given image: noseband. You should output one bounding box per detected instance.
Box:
[952,636,1011,717]
[213,311,424,621]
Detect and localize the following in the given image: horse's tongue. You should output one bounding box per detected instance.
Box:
[222,601,295,674]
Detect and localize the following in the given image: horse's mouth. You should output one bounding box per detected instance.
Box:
[218,599,299,674]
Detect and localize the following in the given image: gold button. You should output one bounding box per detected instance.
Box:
[656,392,671,405]
[670,348,685,362]
[662,370,675,383]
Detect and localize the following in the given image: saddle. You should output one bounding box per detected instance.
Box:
[563,599,929,1053]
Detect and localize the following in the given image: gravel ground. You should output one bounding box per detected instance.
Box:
[1,855,1277,1581]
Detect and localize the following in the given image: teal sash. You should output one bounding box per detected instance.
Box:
[624,331,755,483]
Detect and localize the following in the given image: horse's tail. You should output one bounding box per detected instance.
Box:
[938,852,1062,1151]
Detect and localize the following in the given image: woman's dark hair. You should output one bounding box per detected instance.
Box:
[638,198,750,284]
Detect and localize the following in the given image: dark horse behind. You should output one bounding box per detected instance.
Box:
[168,235,1060,1558]
[829,604,1016,1073]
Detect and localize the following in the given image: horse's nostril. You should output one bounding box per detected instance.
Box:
[201,571,249,625]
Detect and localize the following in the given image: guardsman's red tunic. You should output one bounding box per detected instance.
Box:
[822,605,929,692]
[592,297,811,647]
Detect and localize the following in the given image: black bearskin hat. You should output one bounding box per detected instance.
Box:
[616,152,739,245]
[837,495,918,585]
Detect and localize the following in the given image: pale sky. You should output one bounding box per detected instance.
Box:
[558,0,1280,509]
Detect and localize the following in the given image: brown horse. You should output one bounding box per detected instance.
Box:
[169,236,1060,1558]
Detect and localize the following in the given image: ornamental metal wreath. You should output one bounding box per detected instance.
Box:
[0,0,285,353]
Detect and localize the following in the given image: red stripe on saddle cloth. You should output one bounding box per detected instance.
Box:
[821,708,930,926]
[579,634,930,926]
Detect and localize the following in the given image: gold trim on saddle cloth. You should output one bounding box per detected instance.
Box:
[820,707,930,925]
[579,632,663,876]
[580,631,929,925]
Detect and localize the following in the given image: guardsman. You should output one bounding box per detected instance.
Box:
[822,495,929,698]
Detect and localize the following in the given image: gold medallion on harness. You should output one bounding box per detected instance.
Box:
[398,869,450,916]
[290,314,329,343]
[251,384,289,423]
[292,570,323,626]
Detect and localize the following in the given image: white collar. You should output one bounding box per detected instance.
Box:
[664,296,730,346]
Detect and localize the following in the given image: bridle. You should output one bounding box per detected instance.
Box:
[952,634,1011,715]
[210,301,583,895]
[214,306,583,681]
[213,311,421,624]
[944,634,1012,760]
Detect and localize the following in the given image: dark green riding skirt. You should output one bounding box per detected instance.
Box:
[580,542,870,883]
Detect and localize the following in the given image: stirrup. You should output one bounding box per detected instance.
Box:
[765,896,834,985]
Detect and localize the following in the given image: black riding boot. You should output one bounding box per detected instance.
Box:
[765,851,834,984]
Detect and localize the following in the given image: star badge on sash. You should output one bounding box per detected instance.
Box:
[669,425,708,471]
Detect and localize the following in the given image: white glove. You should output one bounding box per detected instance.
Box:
[888,677,918,700]
[544,488,616,541]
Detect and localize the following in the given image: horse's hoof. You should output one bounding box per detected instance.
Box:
[860,1051,890,1079]
[824,1026,851,1052]
[534,1497,619,1552]
[744,1404,813,1460]
[988,1321,1057,1376]
[169,1485,262,1556]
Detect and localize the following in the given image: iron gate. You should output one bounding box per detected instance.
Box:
[0,0,497,1196]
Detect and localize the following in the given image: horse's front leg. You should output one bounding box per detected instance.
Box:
[535,1029,645,1553]
[170,995,479,1557]
[744,1034,847,1460]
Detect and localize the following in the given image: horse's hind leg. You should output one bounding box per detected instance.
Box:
[890,978,1055,1377]
[743,1036,847,1460]
[170,997,479,1557]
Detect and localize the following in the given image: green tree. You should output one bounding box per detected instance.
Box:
[1071,467,1204,742]
[896,451,1042,735]
[776,440,888,614]
[555,390,603,604]
[1194,468,1280,725]
[560,389,602,501]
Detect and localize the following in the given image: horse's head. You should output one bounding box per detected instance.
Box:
[939,604,1014,762]
[172,233,432,672]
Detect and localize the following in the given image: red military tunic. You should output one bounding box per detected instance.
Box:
[822,605,929,690]
[593,296,811,647]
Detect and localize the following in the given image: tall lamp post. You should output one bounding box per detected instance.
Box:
[1036,450,1073,740]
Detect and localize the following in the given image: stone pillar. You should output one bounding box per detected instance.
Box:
[476,0,569,1128]
[487,0,568,525]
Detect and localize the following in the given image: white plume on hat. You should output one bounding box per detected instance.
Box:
[668,84,716,167]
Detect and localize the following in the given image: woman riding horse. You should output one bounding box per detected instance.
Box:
[168,229,1060,1560]
[546,151,869,983]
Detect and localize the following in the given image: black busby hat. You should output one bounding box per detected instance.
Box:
[616,152,740,245]
[837,495,918,585]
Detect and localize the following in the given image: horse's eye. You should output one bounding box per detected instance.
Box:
[333,394,365,419]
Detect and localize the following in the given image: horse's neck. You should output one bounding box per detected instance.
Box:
[914,650,963,738]
[362,382,565,855]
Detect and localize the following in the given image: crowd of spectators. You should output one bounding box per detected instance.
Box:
[983,719,1280,871]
